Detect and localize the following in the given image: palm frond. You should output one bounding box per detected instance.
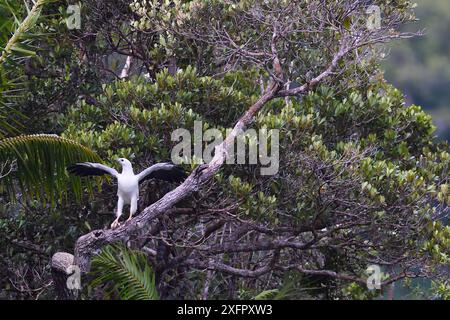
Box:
[0,0,47,65]
[0,134,102,205]
[90,245,159,300]
[254,289,281,300]
[254,272,318,300]
[0,0,49,135]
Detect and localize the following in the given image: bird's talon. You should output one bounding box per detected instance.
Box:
[111,220,121,229]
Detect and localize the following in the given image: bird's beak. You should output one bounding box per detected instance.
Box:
[115,158,121,163]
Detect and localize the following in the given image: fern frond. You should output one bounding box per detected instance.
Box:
[0,134,102,205]
[90,245,159,300]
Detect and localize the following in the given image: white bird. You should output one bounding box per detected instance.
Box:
[67,158,186,228]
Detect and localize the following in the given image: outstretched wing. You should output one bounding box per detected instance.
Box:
[67,162,119,178]
[137,162,186,183]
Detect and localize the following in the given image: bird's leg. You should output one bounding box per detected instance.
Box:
[111,197,124,229]
[126,196,137,222]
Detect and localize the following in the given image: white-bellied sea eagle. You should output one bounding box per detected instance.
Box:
[67,158,186,228]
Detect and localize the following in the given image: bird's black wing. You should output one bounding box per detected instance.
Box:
[67,162,118,177]
[137,162,187,184]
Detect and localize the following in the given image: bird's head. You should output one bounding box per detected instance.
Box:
[116,158,132,169]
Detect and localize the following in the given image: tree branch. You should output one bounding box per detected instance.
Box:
[184,250,280,278]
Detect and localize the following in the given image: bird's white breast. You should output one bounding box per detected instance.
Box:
[117,174,139,202]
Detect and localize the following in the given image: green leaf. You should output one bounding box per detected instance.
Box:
[343,16,352,30]
[90,245,159,300]
[10,43,35,56]
[254,289,280,300]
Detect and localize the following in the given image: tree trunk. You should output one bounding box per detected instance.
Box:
[51,252,79,300]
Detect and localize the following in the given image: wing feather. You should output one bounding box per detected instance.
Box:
[137,162,186,183]
[67,162,118,178]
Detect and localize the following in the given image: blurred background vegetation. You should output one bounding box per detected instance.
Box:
[384,0,450,141]
[384,0,450,298]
